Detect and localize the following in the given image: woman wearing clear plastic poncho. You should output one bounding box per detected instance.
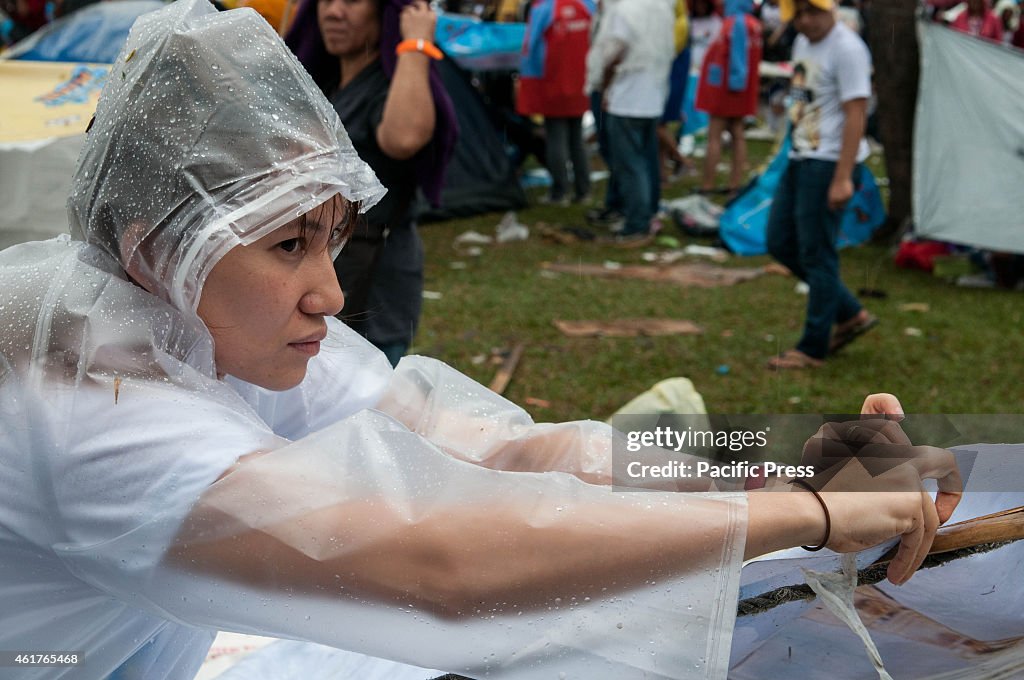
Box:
[0,0,963,678]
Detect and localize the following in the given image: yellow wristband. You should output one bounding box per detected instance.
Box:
[395,38,443,60]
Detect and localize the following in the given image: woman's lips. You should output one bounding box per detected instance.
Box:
[289,340,321,356]
[290,328,326,356]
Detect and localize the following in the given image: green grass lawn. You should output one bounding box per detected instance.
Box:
[413,140,1022,422]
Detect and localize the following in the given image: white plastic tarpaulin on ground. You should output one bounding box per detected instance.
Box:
[731,442,1024,679]
[914,21,1024,255]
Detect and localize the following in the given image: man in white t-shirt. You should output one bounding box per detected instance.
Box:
[586,0,675,244]
[765,0,877,369]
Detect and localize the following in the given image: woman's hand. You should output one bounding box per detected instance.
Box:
[815,461,941,585]
[399,0,436,43]
[797,415,963,584]
[803,414,962,523]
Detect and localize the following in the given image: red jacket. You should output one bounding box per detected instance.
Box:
[516,0,592,118]
[695,13,762,119]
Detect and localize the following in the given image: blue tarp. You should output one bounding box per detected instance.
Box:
[719,137,886,256]
[435,14,525,72]
[7,0,163,63]
[13,7,527,72]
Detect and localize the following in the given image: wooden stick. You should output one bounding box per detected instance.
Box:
[489,343,524,395]
[931,506,1024,555]
[876,505,1024,565]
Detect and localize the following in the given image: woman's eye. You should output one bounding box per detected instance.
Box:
[328,227,346,247]
[278,238,303,253]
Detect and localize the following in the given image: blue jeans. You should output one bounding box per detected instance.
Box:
[605,113,660,235]
[590,93,620,212]
[766,159,864,359]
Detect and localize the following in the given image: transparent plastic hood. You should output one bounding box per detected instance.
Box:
[66,0,385,313]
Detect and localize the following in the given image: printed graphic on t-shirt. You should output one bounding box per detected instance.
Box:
[788,58,821,153]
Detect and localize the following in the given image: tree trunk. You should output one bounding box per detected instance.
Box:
[866,1,919,241]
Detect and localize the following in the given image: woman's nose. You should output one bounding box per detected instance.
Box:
[300,252,345,317]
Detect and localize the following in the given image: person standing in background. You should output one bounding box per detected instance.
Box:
[286,0,458,366]
[585,0,675,246]
[517,0,595,205]
[695,0,761,195]
[766,0,877,369]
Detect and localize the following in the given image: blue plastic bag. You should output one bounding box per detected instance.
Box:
[719,137,886,256]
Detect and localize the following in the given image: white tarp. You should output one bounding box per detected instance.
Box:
[730,443,1024,679]
[914,22,1024,254]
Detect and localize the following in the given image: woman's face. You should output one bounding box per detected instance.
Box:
[318,0,381,58]
[197,196,347,391]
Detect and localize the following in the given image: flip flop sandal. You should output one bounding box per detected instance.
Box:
[829,313,879,355]
[767,349,825,370]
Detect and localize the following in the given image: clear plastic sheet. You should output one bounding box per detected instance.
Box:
[54,355,748,679]
[0,0,751,677]
[0,233,747,678]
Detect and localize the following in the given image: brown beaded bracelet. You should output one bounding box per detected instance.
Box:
[788,478,831,551]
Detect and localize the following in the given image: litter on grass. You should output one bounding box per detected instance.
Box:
[453,230,493,246]
[495,211,529,243]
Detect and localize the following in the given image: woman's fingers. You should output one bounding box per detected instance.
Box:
[934,491,961,525]
[400,1,435,41]
[887,489,940,585]
[905,445,963,524]
[858,444,961,525]
[860,392,905,421]
[886,507,922,585]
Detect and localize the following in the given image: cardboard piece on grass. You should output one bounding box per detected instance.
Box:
[542,261,770,288]
[553,319,703,338]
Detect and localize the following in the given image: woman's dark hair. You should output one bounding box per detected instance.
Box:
[296,194,362,252]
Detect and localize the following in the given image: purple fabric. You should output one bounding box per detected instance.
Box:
[285,0,458,207]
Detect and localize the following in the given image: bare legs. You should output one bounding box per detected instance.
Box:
[701,116,747,193]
